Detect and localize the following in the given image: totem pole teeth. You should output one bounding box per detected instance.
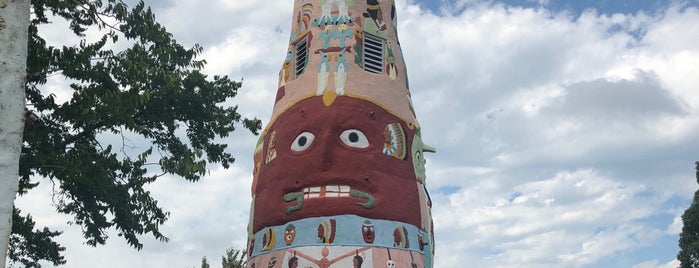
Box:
[302,185,352,199]
[284,186,374,213]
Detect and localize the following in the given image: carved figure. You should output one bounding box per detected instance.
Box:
[319,0,353,25]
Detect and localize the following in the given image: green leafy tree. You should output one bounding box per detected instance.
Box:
[9,0,261,266]
[679,162,699,267]
[195,248,245,268]
[7,209,65,267]
[221,248,245,268]
[201,256,211,268]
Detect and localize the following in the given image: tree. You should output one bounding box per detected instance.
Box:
[195,248,245,268]
[0,0,31,266]
[8,0,261,266]
[201,256,211,268]
[7,209,64,267]
[221,248,245,268]
[679,162,699,267]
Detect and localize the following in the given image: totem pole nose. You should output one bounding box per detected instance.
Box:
[319,137,336,172]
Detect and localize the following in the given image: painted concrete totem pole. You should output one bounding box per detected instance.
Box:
[246,0,435,267]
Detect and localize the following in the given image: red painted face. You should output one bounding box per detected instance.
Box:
[362,221,375,243]
[284,228,296,245]
[252,97,420,232]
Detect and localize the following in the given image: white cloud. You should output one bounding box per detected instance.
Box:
[667,211,684,235]
[405,1,698,266]
[433,169,669,267]
[633,259,681,268]
[14,165,253,267]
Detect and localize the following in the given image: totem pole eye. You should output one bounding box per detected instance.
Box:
[340,129,369,148]
[291,132,315,151]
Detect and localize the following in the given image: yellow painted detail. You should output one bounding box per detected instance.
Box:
[322,90,338,107]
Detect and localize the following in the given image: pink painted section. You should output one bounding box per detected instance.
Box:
[268,0,418,131]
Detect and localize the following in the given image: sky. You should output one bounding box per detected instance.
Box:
[9,0,699,267]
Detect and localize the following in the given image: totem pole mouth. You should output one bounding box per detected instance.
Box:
[283,185,375,215]
[303,185,351,199]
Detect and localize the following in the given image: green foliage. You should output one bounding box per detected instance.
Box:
[201,256,211,268]
[221,248,245,268]
[196,248,245,268]
[8,209,66,267]
[679,162,699,268]
[11,0,261,266]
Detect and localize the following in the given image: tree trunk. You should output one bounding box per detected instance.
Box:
[0,0,30,266]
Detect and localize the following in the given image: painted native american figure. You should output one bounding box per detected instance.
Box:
[247,1,435,267]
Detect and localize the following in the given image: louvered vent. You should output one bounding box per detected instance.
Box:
[363,33,384,74]
[295,35,308,77]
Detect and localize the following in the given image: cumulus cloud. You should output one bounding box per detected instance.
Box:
[545,72,686,119]
[667,212,684,235]
[409,1,698,267]
[15,165,253,267]
[633,259,681,268]
[432,169,669,267]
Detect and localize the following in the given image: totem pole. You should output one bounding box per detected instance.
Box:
[247,1,435,267]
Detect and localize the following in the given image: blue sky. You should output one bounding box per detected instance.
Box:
[423,0,699,15]
[10,0,699,267]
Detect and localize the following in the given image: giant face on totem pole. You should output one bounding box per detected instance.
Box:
[247,1,434,267]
